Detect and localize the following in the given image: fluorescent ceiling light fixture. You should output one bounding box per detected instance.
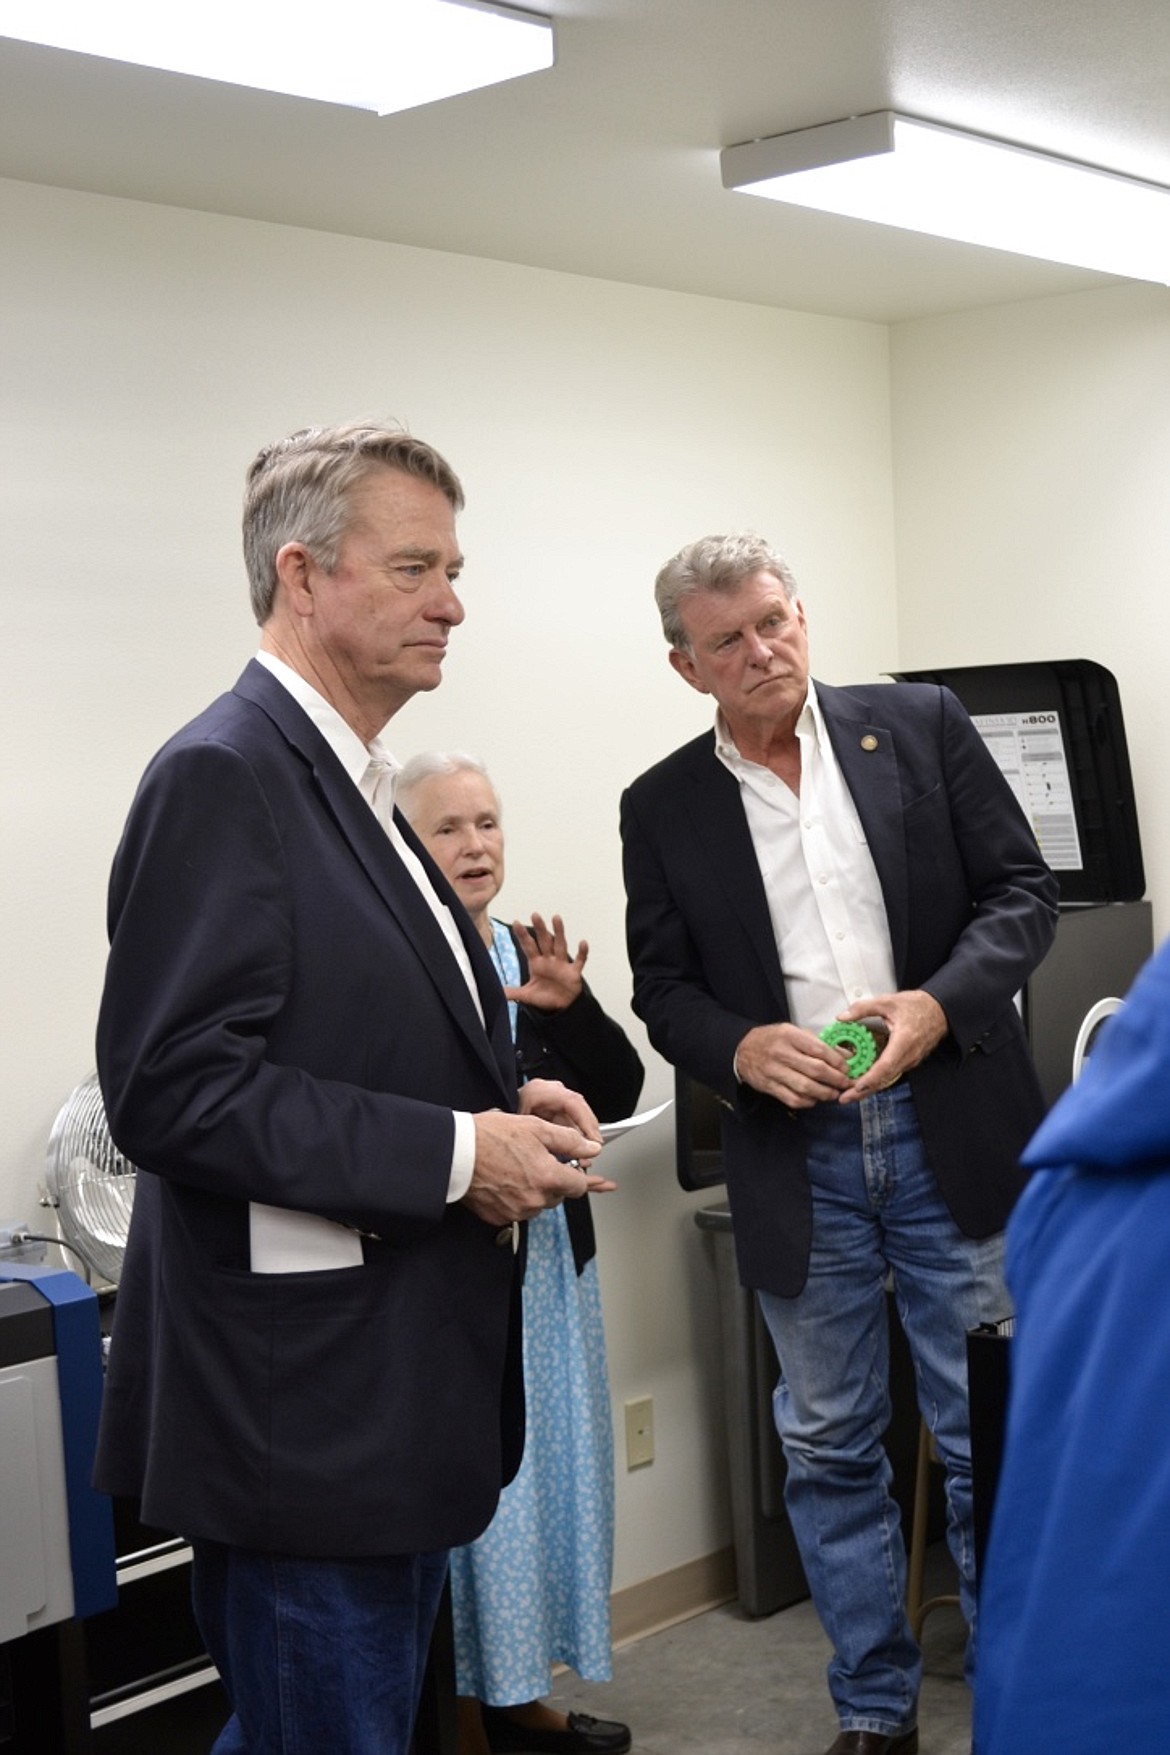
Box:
[721,111,1170,285]
[0,0,554,116]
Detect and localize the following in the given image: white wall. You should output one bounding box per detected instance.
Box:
[0,175,897,1589]
[891,283,1170,938]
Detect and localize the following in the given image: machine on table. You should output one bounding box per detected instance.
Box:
[0,1265,115,1752]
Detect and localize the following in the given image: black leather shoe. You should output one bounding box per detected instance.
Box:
[823,1729,919,1755]
[481,1705,632,1754]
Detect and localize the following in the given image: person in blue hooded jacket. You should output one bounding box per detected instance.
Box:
[974,934,1170,1755]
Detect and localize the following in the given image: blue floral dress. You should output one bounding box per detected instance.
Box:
[448,919,616,1704]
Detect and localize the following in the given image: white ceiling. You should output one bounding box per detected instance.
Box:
[3,0,1169,324]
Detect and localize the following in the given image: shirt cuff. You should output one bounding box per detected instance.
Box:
[446,1110,475,1203]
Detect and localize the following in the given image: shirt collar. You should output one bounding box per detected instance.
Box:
[714,678,822,774]
[254,650,396,789]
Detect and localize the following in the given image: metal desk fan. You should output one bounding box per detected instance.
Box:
[43,1072,137,1288]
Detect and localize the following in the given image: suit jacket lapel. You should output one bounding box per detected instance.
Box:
[818,683,910,980]
[394,808,516,1087]
[682,737,791,1017]
[233,663,513,1097]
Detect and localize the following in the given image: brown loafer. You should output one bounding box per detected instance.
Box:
[823,1729,918,1755]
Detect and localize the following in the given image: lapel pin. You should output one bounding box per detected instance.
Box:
[860,733,879,752]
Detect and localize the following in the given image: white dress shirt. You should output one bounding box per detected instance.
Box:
[714,680,897,1033]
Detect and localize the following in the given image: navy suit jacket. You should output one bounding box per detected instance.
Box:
[95,661,524,1557]
[621,681,1059,1297]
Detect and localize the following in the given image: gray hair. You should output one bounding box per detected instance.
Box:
[654,533,799,651]
[243,422,465,624]
[396,750,496,822]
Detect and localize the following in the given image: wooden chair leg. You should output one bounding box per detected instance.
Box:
[906,1417,961,1643]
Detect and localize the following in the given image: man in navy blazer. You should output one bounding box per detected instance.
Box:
[95,424,610,1755]
[621,535,1056,1755]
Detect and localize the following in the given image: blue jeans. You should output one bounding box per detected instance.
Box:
[757,1085,1007,1737]
[190,1540,449,1754]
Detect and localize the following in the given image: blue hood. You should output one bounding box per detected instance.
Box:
[1023,933,1170,1173]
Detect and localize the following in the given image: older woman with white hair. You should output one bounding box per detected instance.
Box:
[398,751,643,1755]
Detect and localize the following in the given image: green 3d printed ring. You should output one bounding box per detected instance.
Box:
[820,1020,878,1079]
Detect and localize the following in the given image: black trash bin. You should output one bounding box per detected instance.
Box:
[694,1200,940,1619]
[694,1203,808,1618]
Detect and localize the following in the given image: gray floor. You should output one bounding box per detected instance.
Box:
[86,1549,966,1754]
[548,1547,970,1755]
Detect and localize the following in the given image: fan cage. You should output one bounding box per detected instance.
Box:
[45,1072,137,1287]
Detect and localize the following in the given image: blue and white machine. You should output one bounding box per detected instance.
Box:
[0,1266,116,1644]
